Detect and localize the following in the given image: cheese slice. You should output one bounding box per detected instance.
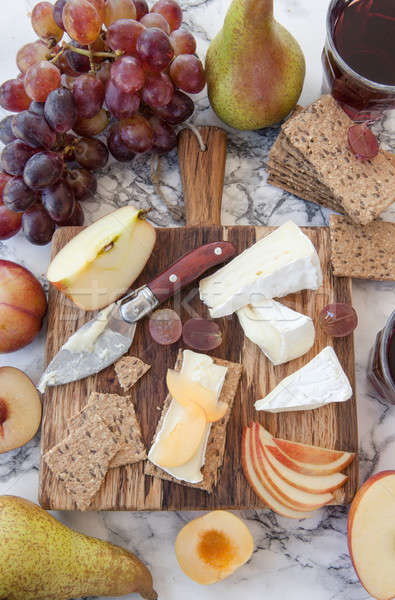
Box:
[254,346,352,412]
[199,221,322,318]
[237,299,315,365]
[148,350,228,483]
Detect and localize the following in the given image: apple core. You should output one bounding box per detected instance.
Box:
[197,529,237,570]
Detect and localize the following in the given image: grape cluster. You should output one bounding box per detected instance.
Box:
[0,0,205,244]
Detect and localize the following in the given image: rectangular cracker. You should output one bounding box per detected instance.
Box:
[114,356,151,391]
[329,214,395,280]
[144,351,242,493]
[69,392,147,469]
[44,413,119,510]
[267,174,343,214]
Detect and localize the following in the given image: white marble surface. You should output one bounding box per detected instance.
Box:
[0,1,395,599]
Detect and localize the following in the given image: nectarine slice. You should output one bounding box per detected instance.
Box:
[166,369,228,422]
[175,511,253,584]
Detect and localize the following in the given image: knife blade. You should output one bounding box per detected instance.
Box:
[38,240,236,392]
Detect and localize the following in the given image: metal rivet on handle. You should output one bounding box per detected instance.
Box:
[214,247,223,255]
[169,274,178,283]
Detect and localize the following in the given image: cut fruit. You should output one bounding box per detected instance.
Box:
[47,205,156,311]
[0,367,42,454]
[166,369,228,422]
[148,401,206,468]
[175,510,253,584]
[348,471,395,600]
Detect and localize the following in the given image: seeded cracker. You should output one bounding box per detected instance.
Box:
[114,356,151,391]
[44,413,119,510]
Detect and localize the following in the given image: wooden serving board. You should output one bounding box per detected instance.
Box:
[38,128,358,511]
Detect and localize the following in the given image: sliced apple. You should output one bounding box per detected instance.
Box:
[166,369,228,423]
[348,471,395,600]
[47,205,156,311]
[149,402,207,468]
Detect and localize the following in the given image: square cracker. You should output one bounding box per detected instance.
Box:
[144,351,242,493]
[69,392,147,469]
[329,214,395,280]
[44,413,119,511]
[114,356,151,391]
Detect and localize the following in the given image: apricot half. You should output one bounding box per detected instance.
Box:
[166,369,228,422]
[175,510,253,584]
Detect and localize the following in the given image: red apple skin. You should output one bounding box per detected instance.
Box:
[0,260,47,353]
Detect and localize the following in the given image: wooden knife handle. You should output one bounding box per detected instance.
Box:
[148,241,235,303]
[178,126,227,226]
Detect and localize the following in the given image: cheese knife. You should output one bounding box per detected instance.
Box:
[38,241,235,392]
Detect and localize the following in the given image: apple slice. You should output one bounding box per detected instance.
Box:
[166,369,228,423]
[348,471,395,600]
[47,205,156,311]
[242,426,315,519]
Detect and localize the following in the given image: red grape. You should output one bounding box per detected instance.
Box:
[111,56,145,94]
[140,13,170,34]
[59,199,84,225]
[0,79,31,112]
[318,303,358,337]
[103,0,137,27]
[0,172,12,196]
[136,27,174,73]
[64,167,97,200]
[96,61,112,87]
[74,137,109,170]
[170,54,205,94]
[73,108,110,136]
[61,74,78,90]
[170,29,196,56]
[149,309,182,345]
[149,116,176,154]
[87,0,106,20]
[107,19,145,55]
[119,114,153,152]
[31,2,64,43]
[151,0,182,31]
[105,80,140,120]
[64,41,90,73]
[63,0,102,45]
[348,124,379,160]
[3,177,37,212]
[53,0,67,30]
[22,203,55,245]
[56,52,81,77]
[23,151,64,190]
[0,116,17,145]
[182,318,222,351]
[72,73,105,119]
[29,101,46,116]
[142,72,173,108]
[12,111,57,149]
[133,0,149,20]
[16,41,50,74]
[0,202,22,239]
[44,87,78,133]
[1,141,37,177]
[107,123,136,161]
[154,90,193,123]
[42,180,75,222]
[24,61,61,102]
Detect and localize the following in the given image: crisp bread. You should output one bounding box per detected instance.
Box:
[329,214,395,280]
[44,413,119,510]
[267,174,344,214]
[144,350,242,493]
[114,356,151,391]
[69,392,147,469]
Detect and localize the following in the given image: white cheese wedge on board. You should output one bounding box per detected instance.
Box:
[237,299,315,365]
[199,221,322,318]
[254,346,352,412]
[148,350,227,483]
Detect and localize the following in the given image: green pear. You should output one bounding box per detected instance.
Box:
[206,0,305,130]
[0,496,157,600]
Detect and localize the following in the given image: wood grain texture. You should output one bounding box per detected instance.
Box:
[39,226,358,511]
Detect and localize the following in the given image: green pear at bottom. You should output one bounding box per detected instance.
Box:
[0,496,157,600]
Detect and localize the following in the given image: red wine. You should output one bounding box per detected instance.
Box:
[388,329,395,383]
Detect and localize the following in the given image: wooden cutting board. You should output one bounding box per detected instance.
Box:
[39,127,358,511]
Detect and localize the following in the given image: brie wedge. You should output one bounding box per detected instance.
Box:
[148,350,227,483]
[199,221,322,318]
[254,346,352,412]
[237,299,315,365]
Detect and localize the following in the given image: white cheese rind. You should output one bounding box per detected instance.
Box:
[254,346,352,412]
[199,221,323,318]
[148,350,227,483]
[237,299,315,365]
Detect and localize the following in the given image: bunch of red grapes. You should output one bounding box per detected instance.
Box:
[0,0,205,245]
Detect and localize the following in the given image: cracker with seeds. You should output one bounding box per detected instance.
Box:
[329,214,395,280]
[114,356,151,391]
[44,413,119,510]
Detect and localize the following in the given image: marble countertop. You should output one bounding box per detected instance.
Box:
[1,1,394,599]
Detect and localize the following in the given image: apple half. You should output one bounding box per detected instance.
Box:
[47,205,156,311]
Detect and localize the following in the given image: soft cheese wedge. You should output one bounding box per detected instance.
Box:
[237,299,315,365]
[166,369,228,422]
[199,221,322,318]
[254,346,352,412]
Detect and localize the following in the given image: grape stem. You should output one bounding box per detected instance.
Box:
[50,47,66,64]
[62,42,123,60]
[182,123,207,152]
[151,155,184,222]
